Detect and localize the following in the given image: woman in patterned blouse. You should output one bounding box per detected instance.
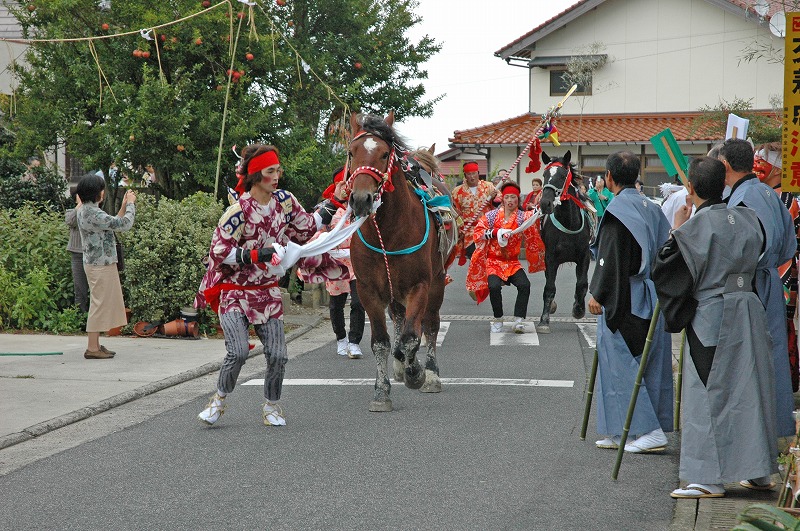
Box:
[76,173,136,359]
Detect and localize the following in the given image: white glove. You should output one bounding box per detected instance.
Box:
[496,228,512,247]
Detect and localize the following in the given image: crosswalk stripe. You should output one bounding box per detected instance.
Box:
[577,323,596,349]
[242,377,573,387]
[489,323,540,346]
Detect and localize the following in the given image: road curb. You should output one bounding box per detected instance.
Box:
[0,316,324,451]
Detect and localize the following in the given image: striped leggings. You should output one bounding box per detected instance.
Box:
[217,311,287,401]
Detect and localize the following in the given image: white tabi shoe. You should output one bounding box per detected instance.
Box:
[490,320,504,333]
[347,343,363,359]
[624,428,667,453]
[512,317,525,334]
[198,392,226,426]
[336,338,348,356]
[263,402,286,426]
[670,483,725,499]
[595,435,621,449]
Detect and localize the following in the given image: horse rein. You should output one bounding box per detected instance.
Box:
[542,161,585,210]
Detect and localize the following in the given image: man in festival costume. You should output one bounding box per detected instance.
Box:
[195,144,350,427]
[652,156,777,499]
[718,139,796,445]
[588,151,674,453]
[451,161,497,265]
[466,181,538,333]
[754,142,800,392]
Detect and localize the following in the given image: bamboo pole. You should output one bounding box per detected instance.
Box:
[612,301,661,480]
[580,348,599,440]
[674,329,686,432]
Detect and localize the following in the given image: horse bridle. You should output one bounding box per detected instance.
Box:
[542,161,585,210]
[346,131,397,199]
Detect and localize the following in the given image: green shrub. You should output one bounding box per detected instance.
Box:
[0,165,70,212]
[121,192,223,325]
[0,204,72,330]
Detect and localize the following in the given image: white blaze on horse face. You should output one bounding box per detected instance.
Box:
[546,166,558,180]
[363,137,379,154]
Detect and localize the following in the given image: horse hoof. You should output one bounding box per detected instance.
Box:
[573,306,585,319]
[536,324,551,334]
[404,366,426,390]
[419,370,442,393]
[549,301,557,313]
[393,358,405,383]
[369,400,393,412]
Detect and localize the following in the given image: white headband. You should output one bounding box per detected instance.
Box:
[756,149,781,169]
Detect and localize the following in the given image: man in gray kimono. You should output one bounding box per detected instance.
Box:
[718,139,795,440]
[588,151,674,453]
[653,156,777,499]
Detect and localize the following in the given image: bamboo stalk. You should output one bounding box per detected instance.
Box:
[580,348,599,440]
[612,302,661,480]
[674,329,685,432]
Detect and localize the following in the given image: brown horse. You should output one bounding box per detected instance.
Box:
[347,111,457,412]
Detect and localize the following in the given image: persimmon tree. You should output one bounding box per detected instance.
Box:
[5,0,440,206]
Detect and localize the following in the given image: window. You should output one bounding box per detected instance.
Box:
[550,68,591,97]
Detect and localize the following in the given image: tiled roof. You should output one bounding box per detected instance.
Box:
[496,0,786,60]
[449,111,776,146]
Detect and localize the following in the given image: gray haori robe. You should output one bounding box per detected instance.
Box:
[592,189,674,436]
[654,204,777,484]
[728,176,796,437]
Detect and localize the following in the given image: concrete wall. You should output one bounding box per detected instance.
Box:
[527,0,783,114]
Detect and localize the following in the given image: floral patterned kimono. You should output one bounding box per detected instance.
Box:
[195,190,348,322]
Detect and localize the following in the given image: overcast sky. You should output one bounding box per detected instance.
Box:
[398,0,577,155]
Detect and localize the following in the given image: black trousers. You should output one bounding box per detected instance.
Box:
[488,269,530,319]
[329,279,365,343]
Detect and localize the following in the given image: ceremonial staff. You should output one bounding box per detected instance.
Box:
[457,85,577,263]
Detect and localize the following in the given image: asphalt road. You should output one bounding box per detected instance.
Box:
[0,260,680,530]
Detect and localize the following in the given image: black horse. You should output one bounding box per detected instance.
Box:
[536,151,592,333]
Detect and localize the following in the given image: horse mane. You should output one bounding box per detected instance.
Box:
[359,113,410,152]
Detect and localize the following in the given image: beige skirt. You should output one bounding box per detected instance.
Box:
[84,263,127,333]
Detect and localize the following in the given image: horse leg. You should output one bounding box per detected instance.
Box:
[572,251,590,319]
[389,300,406,383]
[362,297,393,412]
[398,284,428,390]
[537,263,557,334]
[419,278,445,393]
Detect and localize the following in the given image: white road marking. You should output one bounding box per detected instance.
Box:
[243,378,573,388]
[577,323,597,349]
[489,323,539,346]
[420,321,449,347]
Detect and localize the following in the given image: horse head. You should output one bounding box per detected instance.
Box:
[538,150,576,215]
[347,111,406,218]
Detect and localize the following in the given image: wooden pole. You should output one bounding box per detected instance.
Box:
[612,301,661,480]
[580,348,599,440]
[659,136,689,189]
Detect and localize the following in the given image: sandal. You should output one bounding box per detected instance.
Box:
[670,484,725,499]
[739,479,776,491]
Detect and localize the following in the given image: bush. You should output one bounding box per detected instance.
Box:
[0,165,70,212]
[121,192,223,325]
[0,204,72,330]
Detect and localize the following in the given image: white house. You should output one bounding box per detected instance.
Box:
[448,0,785,196]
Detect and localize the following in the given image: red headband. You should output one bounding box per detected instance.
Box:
[502,185,521,197]
[463,162,479,173]
[247,150,280,176]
